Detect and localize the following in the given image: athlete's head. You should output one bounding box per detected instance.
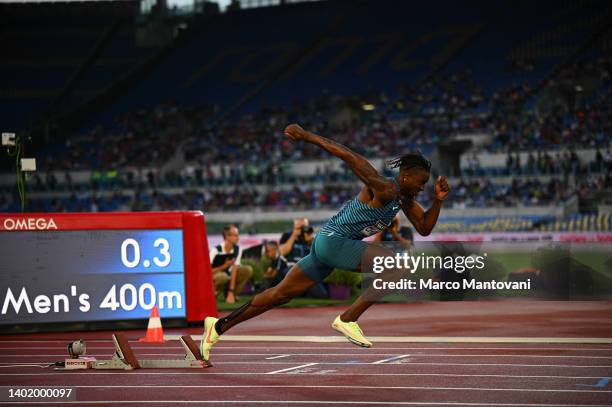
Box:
[388,152,431,197]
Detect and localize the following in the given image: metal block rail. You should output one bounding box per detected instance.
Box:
[93,333,212,370]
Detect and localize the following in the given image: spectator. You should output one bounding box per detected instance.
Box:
[261,241,289,290]
[209,225,253,303]
[279,218,327,298]
[279,218,313,262]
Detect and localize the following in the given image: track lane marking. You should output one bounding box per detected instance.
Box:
[2,372,610,379]
[266,362,318,374]
[372,354,410,364]
[2,346,612,351]
[0,401,607,406]
[0,384,609,393]
[2,361,612,368]
[266,354,292,360]
[3,353,611,359]
[167,335,612,344]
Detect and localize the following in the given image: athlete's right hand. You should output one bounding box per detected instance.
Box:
[284,124,309,141]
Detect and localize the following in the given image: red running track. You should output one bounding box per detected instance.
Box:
[0,301,611,406]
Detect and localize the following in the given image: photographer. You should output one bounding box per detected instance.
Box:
[261,241,289,289]
[279,218,327,298]
[279,218,313,261]
[209,225,253,304]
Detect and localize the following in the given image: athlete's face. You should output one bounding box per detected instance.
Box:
[400,168,430,197]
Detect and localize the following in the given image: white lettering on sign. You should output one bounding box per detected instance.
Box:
[1,288,33,314]
[1,287,73,315]
[2,218,58,230]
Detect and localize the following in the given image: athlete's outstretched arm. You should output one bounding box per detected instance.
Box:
[284,124,393,196]
[401,176,450,236]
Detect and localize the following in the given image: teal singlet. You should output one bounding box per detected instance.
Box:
[319,179,403,240]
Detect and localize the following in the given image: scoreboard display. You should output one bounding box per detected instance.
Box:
[0,212,217,326]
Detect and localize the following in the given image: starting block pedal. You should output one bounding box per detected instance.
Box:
[92,333,211,370]
[93,333,140,370]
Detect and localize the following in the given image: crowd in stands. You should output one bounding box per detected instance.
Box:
[452,177,573,208]
[42,103,218,171]
[2,52,610,224]
[487,103,612,152]
[556,57,612,86]
[487,56,612,151]
[462,147,612,177]
[6,173,611,213]
[394,69,488,116]
[35,56,611,174]
[16,144,610,195]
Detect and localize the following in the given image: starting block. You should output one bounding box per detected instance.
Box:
[92,333,212,370]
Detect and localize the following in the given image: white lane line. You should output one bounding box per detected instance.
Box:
[266,354,292,360]
[0,401,606,406]
[183,346,612,351]
[166,335,612,344]
[3,353,611,359]
[0,384,609,393]
[187,361,612,369]
[372,354,410,364]
[2,346,612,351]
[1,372,607,379]
[1,361,611,368]
[266,362,318,374]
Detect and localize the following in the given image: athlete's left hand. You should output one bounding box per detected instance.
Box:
[434,176,450,201]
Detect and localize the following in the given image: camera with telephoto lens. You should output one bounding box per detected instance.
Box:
[300,225,314,239]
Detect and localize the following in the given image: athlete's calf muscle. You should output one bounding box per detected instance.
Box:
[253,265,315,305]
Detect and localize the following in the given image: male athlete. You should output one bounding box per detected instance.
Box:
[202,124,450,360]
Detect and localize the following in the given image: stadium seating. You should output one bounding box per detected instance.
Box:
[1,0,611,233]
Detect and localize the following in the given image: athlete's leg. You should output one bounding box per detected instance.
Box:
[314,235,410,347]
[340,243,404,322]
[215,265,316,334]
[339,297,373,323]
[203,250,331,360]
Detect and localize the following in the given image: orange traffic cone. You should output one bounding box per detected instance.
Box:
[139,306,165,343]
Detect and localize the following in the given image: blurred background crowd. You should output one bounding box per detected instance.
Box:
[1,0,611,237]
